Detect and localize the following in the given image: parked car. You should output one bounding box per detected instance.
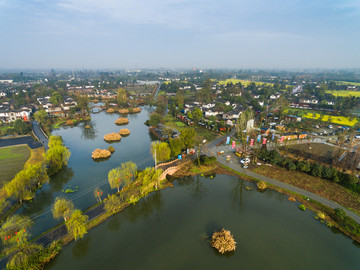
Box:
[240,158,250,164]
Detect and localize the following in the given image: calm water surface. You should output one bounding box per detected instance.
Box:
[18,106,155,236]
[47,175,360,270]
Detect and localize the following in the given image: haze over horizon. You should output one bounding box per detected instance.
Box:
[1,0,360,70]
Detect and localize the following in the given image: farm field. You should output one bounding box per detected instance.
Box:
[0,145,30,184]
[336,81,360,86]
[303,112,358,126]
[217,79,274,87]
[325,90,360,97]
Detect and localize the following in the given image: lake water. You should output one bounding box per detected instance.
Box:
[47,174,360,270]
[18,106,155,236]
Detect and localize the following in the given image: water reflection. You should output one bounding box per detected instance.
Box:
[72,237,91,259]
[49,167,74,192]
[190,175,207,200]
[122,191,163,223]
[80,121,97,141]
[107,215,122,232]
[230,178,245,211]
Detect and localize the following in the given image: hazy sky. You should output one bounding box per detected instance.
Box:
[1,0,359,69]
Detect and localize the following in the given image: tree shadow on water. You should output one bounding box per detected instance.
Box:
[107,215,122,232]
[72,237,91,259]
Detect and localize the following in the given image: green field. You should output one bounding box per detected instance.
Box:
[336,81,360,86]
[303,112,359,126]
[325,90,360,97]
[0,145,30,184]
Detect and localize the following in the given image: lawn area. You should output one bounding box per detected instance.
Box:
[0,145,30,185]
[303,112,358,126]
[25,146,45,166]
[251,165,360,214]
[325,90,360,97]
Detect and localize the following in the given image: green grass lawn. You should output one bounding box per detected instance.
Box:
[0,145,30,184]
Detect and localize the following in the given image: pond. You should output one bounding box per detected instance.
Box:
[47,174,360,270]
[18,106,155,236]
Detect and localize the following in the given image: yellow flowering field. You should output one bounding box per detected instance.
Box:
[303,113,358,126]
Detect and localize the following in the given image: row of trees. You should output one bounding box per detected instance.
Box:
[52,197,89,241]
[5,163,48,203]
[0,215,43,269]
[4,136,70,205]
[257,149,360,193]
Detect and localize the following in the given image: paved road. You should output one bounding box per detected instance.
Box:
[204,135,360,224]
[32,121,49,151]
[0,136,43,149]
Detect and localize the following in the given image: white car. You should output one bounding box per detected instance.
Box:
[240,158,250,164]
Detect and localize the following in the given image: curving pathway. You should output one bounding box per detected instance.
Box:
[204,132,360,224]
[32,121,49,151]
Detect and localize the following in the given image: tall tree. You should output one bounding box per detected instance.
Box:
[151,141,171,163]
[34,109,47,124]
[180,128,197,150]
[13,119,27,134]
[169,137,184,157]
[117,88,129,107]
[94,187,103,202]
[108,161,137,192]
[52,197,74,222]
[49,91,63,106]
[65,210,88,241]
[0,215,42,270]
[77,95,90,115]
[45,136,71,175]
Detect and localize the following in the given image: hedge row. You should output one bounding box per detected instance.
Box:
[257,149,360,193]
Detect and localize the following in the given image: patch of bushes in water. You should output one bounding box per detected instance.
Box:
[298,204,306,211]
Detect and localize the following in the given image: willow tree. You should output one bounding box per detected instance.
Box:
[52,197,74,222]
[151,141,171,163]
[0,215,42,270]
[138,167,163,193]
[45,136,71,175]
[108,161,138,192]
[65,210,88,241]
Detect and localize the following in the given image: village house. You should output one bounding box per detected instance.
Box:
[222,107,242,120]
[285,115,302,122]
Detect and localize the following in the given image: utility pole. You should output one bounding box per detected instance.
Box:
[154,148,157,168]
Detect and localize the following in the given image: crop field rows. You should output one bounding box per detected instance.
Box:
[0,145,30,184]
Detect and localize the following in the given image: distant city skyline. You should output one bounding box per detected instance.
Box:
[1,0,360,69]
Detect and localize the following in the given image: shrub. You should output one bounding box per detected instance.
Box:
[114,117,129,125]
[257,181,267,190]
[104,133,121,142]
[211,229,236,254]
[91,149,111,159]
[310,163,323,177]
[119,128,130,136]
[296,160,309,172]
[298,204,306,211]
[334,208,347,220]
[108,146,115,153]
[317,211,326,219]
